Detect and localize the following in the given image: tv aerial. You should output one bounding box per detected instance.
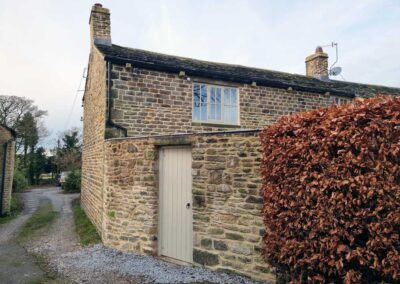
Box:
[322,42,343,77]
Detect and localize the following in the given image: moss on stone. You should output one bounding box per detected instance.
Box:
[201,238,212,249]
[193,249,219,266]
[144,150,155,160]
[226,232,244,241]
[107,210,116,219]
[208,228,224,235]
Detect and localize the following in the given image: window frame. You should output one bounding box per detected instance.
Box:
[192,83,240,126]
[330,95,351,105]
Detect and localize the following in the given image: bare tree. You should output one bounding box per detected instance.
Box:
[0,95,48,152]
[0,95,47,128]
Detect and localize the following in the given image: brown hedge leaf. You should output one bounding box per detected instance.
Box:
[260,96,400,283]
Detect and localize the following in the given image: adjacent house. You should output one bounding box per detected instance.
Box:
[0,124,16,216]
[81,4,400,281]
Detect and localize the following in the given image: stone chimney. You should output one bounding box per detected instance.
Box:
[305,46,329,78]
[89,3,111,46]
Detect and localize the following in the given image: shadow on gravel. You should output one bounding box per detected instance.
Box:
[0,243,46,283]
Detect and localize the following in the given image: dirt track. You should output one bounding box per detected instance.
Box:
[0,189,46,283]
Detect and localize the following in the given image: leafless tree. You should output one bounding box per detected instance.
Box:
[0,95,46,128]
[0,95,48,151]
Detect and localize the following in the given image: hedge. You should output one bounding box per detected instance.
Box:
[13,168,28,192]
[64,170,81,193]
[260,96,400,283]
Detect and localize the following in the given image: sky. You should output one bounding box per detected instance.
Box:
[0,0,399,147]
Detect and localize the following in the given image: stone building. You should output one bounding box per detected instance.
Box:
[0,124,16,216]
[81,4,400,282]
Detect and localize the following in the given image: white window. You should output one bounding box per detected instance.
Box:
[193,83,239,125]
[330,96,350,105]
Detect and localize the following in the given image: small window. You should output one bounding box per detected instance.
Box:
[330,96,350,105]
[193,83,239,125]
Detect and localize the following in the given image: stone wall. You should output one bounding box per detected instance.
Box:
[81,47,107,233]
[101,131,273,282]
[102,138,158,254]
[0,126,15,215]
[191,131,270,281]
[109,63,336,137]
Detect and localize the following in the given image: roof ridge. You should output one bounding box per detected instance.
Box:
[95,43,400,97]
[110,44,306,78]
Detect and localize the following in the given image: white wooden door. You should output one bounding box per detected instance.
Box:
[159,146,193,263]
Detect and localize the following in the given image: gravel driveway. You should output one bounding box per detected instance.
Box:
[0,189,47,283]
[8,187,268,283]
[55,244,265,283]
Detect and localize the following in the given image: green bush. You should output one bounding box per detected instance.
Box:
[12,169,28,192]
[0,195,23,223]
[38,178,57,186]
[64,170,81,192]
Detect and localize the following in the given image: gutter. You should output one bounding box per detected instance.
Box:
[104,55,355,98]
[106,60,128,137]
[0,138,15,215]
[105,128,262,142]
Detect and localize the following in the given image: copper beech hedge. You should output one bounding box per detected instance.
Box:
[260,96,400,283]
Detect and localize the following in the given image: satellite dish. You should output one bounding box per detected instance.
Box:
[330,66,342,76]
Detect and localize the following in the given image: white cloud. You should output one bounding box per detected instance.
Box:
[0,0,399,147]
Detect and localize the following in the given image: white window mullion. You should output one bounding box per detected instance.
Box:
[221,87,225,123]
[207,85,210,121]
[192,83,239,125]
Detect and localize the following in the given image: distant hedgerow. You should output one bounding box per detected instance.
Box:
[64,170,81,192]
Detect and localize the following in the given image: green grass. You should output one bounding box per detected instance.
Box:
[0,194,24,224]
[15,200,66,283]
[26,253,69,284]
[17,200,58,243]
[72,198,101,245]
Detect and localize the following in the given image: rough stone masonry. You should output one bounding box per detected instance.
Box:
[101,131,271,280]
[81,3,400,283]
[0,125,16,215]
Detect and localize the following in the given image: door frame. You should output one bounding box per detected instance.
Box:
[157,145,193,263]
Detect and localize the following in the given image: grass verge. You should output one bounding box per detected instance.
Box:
[17,199,66,283]
[17,200,58,243]
[26,253,69,284]
[72,198,101,245]
[0,194,24,224]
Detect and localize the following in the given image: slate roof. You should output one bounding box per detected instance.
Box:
[96,43,400,98]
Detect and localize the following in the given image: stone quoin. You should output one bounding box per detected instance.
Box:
[0,125,16,215]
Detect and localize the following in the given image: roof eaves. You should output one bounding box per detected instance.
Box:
[104,54,355,98]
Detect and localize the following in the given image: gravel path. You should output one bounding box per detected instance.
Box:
[16,187,267,284]
[0,189,47,283]
[0,189,42,244]
[55,244,264,284]
[27,188,80,257]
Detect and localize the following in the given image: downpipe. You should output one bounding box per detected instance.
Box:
[107,60,128,137]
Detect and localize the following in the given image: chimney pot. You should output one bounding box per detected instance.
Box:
[305,46,329,78]
[315,46,323,53]
[94,3,103,7]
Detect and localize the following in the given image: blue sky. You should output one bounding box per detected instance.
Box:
[0,0,399,147]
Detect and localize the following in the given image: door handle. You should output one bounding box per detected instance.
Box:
[186,203,191,209]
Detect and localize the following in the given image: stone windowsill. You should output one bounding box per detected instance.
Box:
[192,122,241,128]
